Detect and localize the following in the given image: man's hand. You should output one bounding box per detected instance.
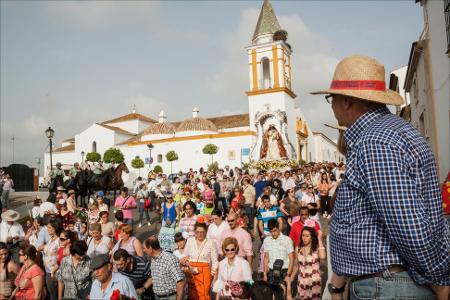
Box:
[430,284,449,300]
[262,273,268,282]
[136,288,145,295]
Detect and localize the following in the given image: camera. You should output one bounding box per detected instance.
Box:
[270,259,284,285]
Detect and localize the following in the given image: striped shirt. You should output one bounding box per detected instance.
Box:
[117,255,151,289]
[330,106,450,285]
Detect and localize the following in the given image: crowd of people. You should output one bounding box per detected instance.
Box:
[0,161,344,300]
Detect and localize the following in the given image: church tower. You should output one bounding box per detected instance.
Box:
[247,0,297,160]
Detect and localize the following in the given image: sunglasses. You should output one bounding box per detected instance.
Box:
[59,237,68,241]
[224,248,236,252]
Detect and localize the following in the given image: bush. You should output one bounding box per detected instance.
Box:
[103,148,125,163]
[86,152,101,162]
[207,161,219,172]
[153,165,163,174]
[131,156,145,176]
[202,144,219,163]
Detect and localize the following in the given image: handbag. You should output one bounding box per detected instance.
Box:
[143,197,151,210]
[114,196,130,214]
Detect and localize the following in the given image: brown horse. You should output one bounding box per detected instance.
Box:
[89,162,129,199]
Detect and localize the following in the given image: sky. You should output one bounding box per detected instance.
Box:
[0,0,423,169]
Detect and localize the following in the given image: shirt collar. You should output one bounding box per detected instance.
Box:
[344,106,390,149]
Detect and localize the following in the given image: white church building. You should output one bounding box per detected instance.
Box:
[44,0,341,185]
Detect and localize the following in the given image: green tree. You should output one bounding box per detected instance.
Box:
[85,152,101,162]
[165,150,179,174]
[207,161,219,172]
[131,156,145,176]
[202,144,219,163]
[103,148,125,163]
[153,165,163,174]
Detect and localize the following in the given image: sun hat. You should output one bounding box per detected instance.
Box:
[1,210,20,222]
[311,55,404,106]
[56,186,66,192]
[67,189,75,195]
[90,254,110,270]
[324,123,347,131]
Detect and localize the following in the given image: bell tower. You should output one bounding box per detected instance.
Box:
[247,0,297,160]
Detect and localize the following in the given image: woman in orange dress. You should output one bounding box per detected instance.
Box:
[181,221,218,300]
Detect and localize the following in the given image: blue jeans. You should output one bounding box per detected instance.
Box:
[350,271,435,300]
[245,204,254,230]
[138,201,151,223]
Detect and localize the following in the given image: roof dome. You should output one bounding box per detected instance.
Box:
[177,117,218,132]
[141,122,175,135]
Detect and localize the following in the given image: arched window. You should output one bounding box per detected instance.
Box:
[261,57,271,89]
[92,141,97,153]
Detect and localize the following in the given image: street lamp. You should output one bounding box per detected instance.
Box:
[147,143,154,170]
[81,151,85,163]
[45,127,55,171]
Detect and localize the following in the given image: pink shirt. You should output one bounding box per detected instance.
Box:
[114,195,136,220]
[218,227,253,257]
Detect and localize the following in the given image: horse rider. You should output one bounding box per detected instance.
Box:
[90,160,105,185]
[109,158,117,169]
[49,162,65,179]
[68,162,81,187]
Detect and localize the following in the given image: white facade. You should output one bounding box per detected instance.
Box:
[312,132,345,163]
[404,0,450,181]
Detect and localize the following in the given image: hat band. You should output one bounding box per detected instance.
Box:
[330,80,386,91]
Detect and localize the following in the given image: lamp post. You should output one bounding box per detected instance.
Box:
[45,127,55,171]
[147,143,154,170]
[81,151,85,163]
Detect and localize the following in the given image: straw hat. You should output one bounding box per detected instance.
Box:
[56,186,66,192]
[1,210,20,222]
[311,55,404,105]
[324,123,347,131]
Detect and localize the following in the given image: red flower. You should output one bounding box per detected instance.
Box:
[110,289,121,300]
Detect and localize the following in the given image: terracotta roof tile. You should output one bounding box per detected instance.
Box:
[207,114,249,129]
[101,113,156,124]
[176,117,218,132]
[62,137,75,143]
[141,122,176,135]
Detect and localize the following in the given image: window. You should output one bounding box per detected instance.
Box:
[445,0,450,53]
[157,154,163,163]
[92,141,97,153]
[261,57,271,89]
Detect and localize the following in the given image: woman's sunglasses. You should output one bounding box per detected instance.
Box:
[224,248,236,252]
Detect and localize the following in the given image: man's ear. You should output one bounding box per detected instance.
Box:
[342,96,353,110]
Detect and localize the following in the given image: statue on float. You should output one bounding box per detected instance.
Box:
[260,125,287,160]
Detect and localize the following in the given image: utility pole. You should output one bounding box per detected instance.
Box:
[11,136,15,164]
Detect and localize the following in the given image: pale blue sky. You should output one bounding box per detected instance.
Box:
[0,1,423,168]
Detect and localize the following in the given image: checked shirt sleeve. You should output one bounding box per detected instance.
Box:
[361,141,450,285]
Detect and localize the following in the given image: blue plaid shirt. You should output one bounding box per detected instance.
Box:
[330,106,450,286]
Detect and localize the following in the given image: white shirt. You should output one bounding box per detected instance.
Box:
[301,193,319,205]
[0,221,24,244]
[207,221,229,250]
[262,233,293,269]
[39,201,58,217]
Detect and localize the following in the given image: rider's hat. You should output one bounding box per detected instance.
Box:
[56,186,66,192]
[56,162,62,167]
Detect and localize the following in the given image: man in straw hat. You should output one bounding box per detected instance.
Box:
[0,209,24,263]
[312,55,449,299]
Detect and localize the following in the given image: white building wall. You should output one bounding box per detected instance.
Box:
[75,124,116,158]
[119,135,254,186]
[422,0,449,180]
[313,133,345,163]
